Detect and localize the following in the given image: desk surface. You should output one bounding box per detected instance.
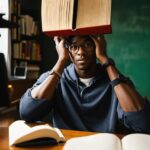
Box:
[0,127,123,150]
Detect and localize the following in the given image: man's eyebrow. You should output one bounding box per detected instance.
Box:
[71,41,77,44]
[70,37,92,44]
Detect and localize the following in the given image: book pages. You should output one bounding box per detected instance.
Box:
[9,120,65,146]
[42,0,73,30]
[122,134,150,150]
[63,133,121,150]
[76,0,111,28]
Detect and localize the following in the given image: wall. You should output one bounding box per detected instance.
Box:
[106,0,150,99]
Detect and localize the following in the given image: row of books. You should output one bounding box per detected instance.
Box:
[20,15,39,36]
[11,15,39,40]
[9,0,42,78]
[13,41,41,61]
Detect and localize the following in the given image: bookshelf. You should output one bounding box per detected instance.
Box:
[10,0,41,79]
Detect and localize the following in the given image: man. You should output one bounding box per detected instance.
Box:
[20,35,150,133]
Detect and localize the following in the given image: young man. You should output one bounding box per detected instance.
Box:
[20,35,150,133]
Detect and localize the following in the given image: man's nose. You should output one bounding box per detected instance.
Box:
[77,46,86,54]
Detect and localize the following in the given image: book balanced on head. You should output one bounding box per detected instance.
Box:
[42,0,112,36]
[63,132,150,150]
[9,120,65,146]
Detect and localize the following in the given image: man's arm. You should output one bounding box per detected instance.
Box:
[92,35,150,133]
[31,37,69,101]
[104,62,150,133]
[104,63,144,112]
[19,37,69,121]
[92,35,144,112]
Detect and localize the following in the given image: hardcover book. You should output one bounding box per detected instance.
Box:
[42,0,112,36]
[63,133,150,150]
[9,120,65,146]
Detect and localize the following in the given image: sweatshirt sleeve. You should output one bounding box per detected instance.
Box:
[19,72,54,122]
[117,99,150,134]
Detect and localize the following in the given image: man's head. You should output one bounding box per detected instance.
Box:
[66,36,97,73]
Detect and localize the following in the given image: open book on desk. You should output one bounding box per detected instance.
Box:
[63,133,150,150]
[9,120,65,146]
[42,0,112,36]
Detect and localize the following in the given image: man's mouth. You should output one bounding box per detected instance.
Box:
[77,59,87,63]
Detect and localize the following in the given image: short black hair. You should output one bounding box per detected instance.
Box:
[65,35,93,44]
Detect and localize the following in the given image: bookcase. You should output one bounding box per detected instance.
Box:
[10,0,41,79]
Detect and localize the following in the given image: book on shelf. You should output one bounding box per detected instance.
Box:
[63,133,150,150]
[9,120,66,146]
[42,0,112,36]
[10,0,20,15]
[13,41,41,61]
[20,15,39,36]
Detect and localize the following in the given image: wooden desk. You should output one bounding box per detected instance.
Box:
[0,127,123,150]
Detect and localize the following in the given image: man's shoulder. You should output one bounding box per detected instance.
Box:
[62,63,77,81]
[63,63,74,74]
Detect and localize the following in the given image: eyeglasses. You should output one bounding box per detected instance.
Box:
[67,41,94,53]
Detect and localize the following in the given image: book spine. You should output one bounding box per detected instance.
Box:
[43,25,112,36]
[72,0,78,29]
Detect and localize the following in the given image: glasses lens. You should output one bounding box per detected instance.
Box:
[69,44,78,52]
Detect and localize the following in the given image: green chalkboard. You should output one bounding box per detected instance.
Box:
[106,0,150,100]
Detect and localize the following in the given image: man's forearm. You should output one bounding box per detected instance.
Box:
[106,64,144,112]
[31,58,67,100]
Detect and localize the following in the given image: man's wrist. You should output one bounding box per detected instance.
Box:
[48,70,61,79]
[97,56,108,64]
[102,58,115,69]
[111,75,128,87]
[58,57,68,65]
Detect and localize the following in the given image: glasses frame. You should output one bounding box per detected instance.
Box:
[67,41,95,54]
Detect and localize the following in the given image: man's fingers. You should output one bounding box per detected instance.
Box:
[90,35,99,47]
[54,36,66,44]
[54,36,60,45]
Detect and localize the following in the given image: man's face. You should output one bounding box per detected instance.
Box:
[68,36,96,72]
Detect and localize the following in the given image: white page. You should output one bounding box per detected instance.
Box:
[122,134,150,150]
[63,133,122,150]
[76,0,111,28]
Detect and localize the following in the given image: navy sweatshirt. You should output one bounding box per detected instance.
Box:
[20,63,150,133]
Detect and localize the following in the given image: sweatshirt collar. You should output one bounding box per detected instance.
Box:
[68,63,105,82]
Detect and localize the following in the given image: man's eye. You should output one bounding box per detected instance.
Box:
[71,45,78,50]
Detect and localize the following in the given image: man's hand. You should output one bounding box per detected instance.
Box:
[90,35,108,64]
[54,36,70,62]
